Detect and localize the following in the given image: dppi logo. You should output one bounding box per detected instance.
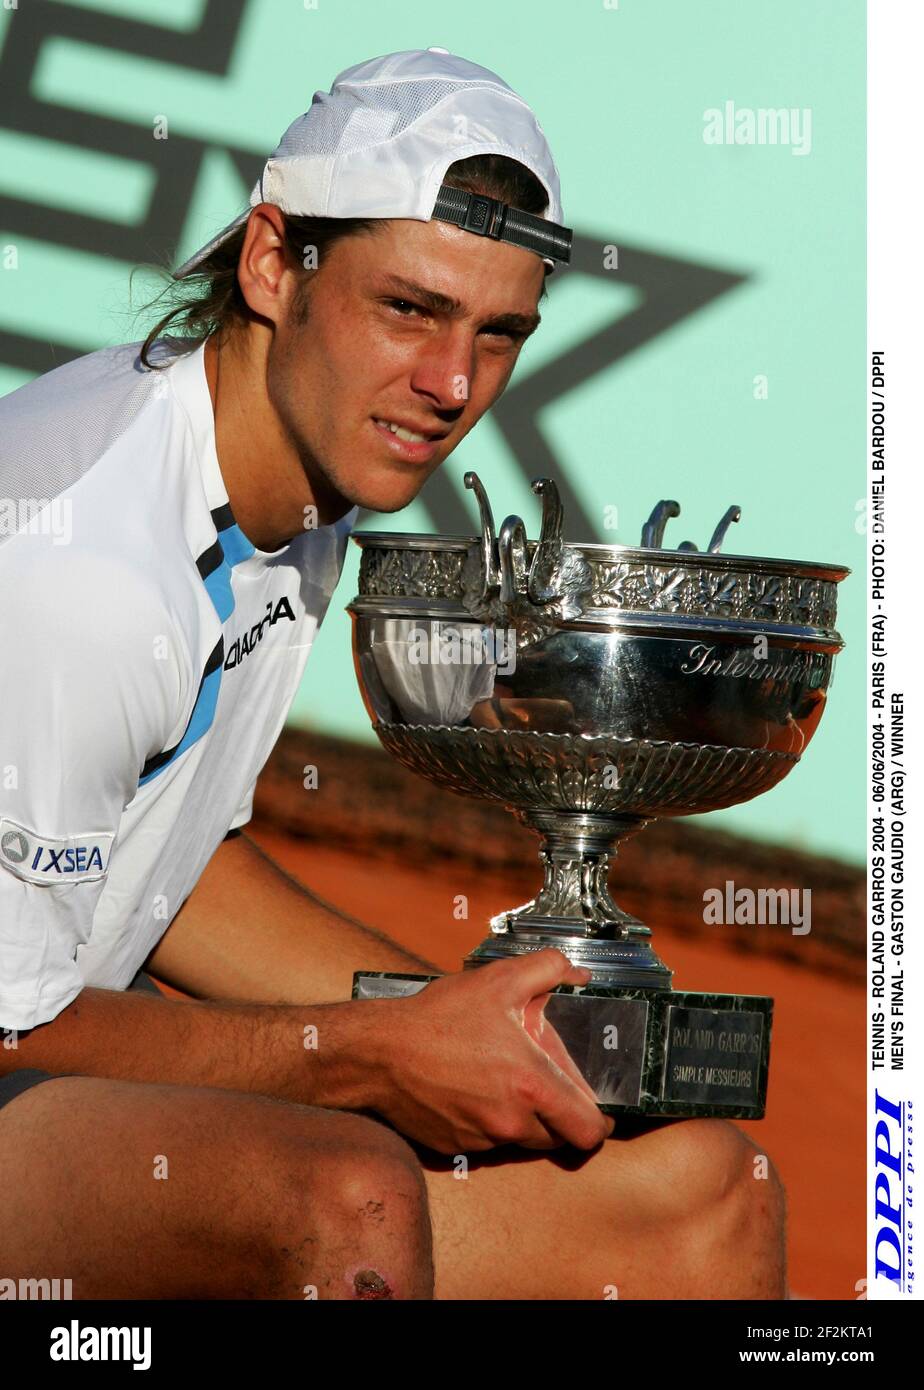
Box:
[874,1090,906,1287]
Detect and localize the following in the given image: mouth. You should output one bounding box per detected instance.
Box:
[371,416,448,464]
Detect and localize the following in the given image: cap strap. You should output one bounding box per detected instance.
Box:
[431,184,572,264]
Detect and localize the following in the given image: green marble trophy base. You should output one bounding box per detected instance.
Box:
[352,972,772,1119]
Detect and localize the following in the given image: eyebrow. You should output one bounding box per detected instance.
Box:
[377,273,542,336]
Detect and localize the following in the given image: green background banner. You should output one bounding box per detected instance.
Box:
[0,0,865,861]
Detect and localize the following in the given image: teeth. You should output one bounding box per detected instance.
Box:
[377,418,428,444]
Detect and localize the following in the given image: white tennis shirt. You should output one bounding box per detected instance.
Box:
[0,338,357,1030]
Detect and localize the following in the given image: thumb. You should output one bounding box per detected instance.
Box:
[502,946,590,1002]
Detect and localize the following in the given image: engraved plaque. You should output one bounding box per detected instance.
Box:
[662,1006,764,1106]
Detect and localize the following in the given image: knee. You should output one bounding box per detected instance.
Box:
[726,1126,787,1294]
[661,1120,787,1298]
[318,1120,431,1243]
[266,1111,433,1299]
[670,1118,777,1199]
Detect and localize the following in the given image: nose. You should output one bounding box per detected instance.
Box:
[408,325,475,414]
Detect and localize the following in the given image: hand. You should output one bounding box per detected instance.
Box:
[367,947,615,1155]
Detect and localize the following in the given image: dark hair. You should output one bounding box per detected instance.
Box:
[137,154,550,369]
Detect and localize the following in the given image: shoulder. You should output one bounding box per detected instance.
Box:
[0,341,152,430]
[7,536,174,634]
[0,340,207,657]
[0,341,181,501]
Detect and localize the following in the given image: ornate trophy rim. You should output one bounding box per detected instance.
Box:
[350,529,851,584]
[348,601,844,650]
[350,533,848,646]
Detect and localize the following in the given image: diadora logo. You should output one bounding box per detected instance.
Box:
[224,596,296,671]
[0,819,114,886]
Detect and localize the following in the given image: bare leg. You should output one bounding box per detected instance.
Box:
[0,1077,432,1300]
[417,1118,786,1300]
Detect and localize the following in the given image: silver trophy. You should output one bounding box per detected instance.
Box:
[348,474,848,1118]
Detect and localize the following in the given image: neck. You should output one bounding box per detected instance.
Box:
[203,327,348,550]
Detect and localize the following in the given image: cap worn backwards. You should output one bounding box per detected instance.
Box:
[172,46,571,279]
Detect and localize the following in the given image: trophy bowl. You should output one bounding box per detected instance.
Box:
[347,474,849,1118]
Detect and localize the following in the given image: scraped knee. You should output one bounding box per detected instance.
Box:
[269,1112,434,1299]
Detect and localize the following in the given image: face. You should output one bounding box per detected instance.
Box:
[254,211,546,515]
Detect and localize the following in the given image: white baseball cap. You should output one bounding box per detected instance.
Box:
[172,46,571,279]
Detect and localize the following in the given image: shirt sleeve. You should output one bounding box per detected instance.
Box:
[0,544,186,1032]
[228,778,257,832]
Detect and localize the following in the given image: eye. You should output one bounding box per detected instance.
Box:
[480,325,526,346]
[386,298,425,317]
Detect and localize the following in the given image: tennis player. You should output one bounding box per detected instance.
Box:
[0,48,784,1300]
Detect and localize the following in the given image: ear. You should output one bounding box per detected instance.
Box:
[236,203,299,325]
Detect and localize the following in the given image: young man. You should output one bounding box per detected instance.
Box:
[0,48,785,1300]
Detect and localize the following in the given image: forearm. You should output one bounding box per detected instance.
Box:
[148,831,439,1004]
[4,984,390,1111]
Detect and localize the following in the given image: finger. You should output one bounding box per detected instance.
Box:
[534,1067,614,1150]
[507,1116,565,1151]
[564,964,592,985]
[474,1111,563,1151]
[523,998,600,1103]
[496,946,585,1002]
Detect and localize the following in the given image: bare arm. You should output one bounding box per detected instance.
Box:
[1,982,387,1113]
[3,954,611,1153]
[2,838,412,1105]
[3,837,612,1152]
[147,831,439,1004]
[142,836,612,1149]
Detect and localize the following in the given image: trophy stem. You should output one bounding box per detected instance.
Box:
[465,810,673,989]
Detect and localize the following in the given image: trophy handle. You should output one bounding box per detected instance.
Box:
[498,515,529,604]
[707,505,742,553]
[640,499,681,548]
[463,471,499,605]
[461,471,595,630]
[639,498,743,554]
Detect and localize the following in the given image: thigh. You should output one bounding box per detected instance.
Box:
[418,1118,785,1300]
[0,1075,424,1299]
[419,1134,621,1300]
